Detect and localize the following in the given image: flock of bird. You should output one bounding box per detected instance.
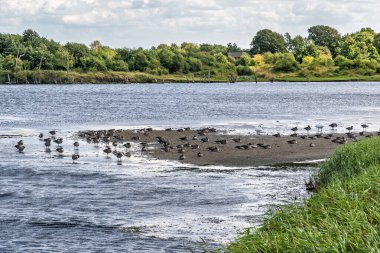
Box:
[15,130,138,163]
[14,123,379,163]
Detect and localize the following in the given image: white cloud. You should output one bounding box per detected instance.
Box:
[1,0,380,48]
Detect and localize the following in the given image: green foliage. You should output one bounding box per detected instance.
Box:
[308,25,341,57]
[250,29,287,54]
[226,138,380,253]
[2,26,380,83]
[272,53,299,72]
[236,53,251,66]
[334,55,355,69]
[341,29,379,60]
[236,65,252,75]
[317,137,380,188]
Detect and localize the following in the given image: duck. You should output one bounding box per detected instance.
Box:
[15,143,25,152]
[72,154,80,163]
[103,147,112,157]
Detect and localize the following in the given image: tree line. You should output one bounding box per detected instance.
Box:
[1,25,380,82]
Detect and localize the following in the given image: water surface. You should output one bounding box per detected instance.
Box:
[0,82,379,252]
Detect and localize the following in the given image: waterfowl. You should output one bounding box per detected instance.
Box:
[201,137,209,143]
[272,133,281,138]
[191,144,199,149]
[15,143,25,152]
[287,139,297,144]
[178,148,186,153]
[215,139,227,144]
[304,125,311,135]
[315,124,324,134]
[49,130,56,136]
[346,126,353,132]
[38,133,44,139]
[123,143,132,149]
[208,147,220,152]
[54,138,63,146]
[197,152,204,157]
[179,154,186,160]
[103,147,112,157]
[309,143,316,147]
[329,123,338,132]
[73,141,79,150]
[361,124,369,132]
[56,147,64,154]
[72,154,80,163]
[291,127,298,132]
[115,152,123,161]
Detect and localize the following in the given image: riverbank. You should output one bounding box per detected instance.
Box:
[3,70,380,84]
[225,137,380,252]
[0,70,227,84]
[78,128,379,167]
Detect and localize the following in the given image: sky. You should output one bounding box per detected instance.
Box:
[0,0,379,49]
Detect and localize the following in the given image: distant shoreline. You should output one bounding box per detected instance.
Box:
[2,70,380,85]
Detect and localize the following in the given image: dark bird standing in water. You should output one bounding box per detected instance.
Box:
[115,152,123,162]
[304,125,311,135]
[346,126,353,133]
[103,147,112,157]
[329,123,338,131]
[15,141,25,152]
[54,138,63,146]
[72,154,80,163]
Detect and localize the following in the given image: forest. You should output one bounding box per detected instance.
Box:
[1,25,380,83]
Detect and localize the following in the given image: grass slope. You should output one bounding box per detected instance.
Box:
[225,137,380,253]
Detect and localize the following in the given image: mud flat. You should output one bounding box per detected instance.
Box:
[78,128,379,167]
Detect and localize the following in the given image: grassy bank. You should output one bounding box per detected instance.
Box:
[274,75,380,82]
[0,70,228,84]
[2,70,380,84]
[225,137,380,253]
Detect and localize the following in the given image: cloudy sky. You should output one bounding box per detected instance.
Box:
[0,0,379,49]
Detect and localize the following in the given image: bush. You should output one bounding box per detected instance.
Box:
[272,53,299,72]
[236,65,253,75]
[334,55,355,69]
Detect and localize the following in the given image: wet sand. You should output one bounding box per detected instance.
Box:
[78,128,379,167]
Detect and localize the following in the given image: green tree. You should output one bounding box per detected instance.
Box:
[291,35,308,62]
[250,29,287,54]
[130,50,149,71]
[65,42,90,67]
[237,53,252,66]
[374,33,380,54]
[158,48,174,70]
[227,42,241,52]
[340,29,379,60]
[307,25,341,57]
[272,53,299,72]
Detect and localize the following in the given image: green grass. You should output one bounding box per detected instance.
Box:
[0,70,228,84]
[224,137,380,253]
[274,75,380,82]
